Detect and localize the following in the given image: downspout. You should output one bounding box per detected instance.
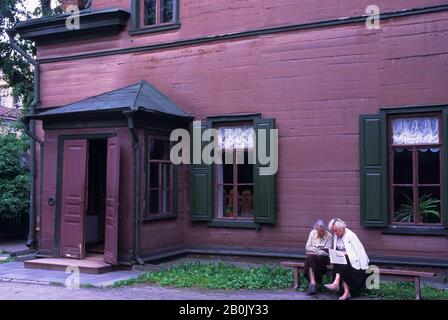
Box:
[123,110,144,265]
[7,29,40,249]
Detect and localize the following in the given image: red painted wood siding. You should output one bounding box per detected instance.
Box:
[38,128,134,258]
[34,8,448,259]
[38,0,446,60]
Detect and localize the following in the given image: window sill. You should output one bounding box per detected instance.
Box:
[142,214,177,222]
[208,219,261,230]
[129,23,180,35]
[382,225,446,236]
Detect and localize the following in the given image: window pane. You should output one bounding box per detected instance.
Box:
[217,152,233,184]
[161,163,171,189]
[149,190,159,213]
[238,151,254,184]
[393,147,412,184]
[392,117,439,145]
[418,147,440,184]
[161,189,171,213]
[238,186,254,218]
[150,163,159,188]
[144,0,156,25]
[149,138,169,160]
[393,186,414,223]
[223,186,235,217]
[160,0,174,23]
[418,187,441,224]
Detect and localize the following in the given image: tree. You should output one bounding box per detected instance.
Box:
[0,0,35,117]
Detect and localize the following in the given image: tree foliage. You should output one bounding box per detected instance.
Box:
[0,0,35,116]
[0,133,29,219]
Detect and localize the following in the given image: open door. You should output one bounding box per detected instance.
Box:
[103,136,120,265]
[60,140,88,259]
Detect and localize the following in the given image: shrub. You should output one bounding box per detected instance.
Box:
[0,133,29,219]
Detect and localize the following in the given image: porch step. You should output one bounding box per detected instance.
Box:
[24,255,115,274]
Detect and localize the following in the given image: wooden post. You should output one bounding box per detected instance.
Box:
[415,276,421,300]
[293,267,300,290]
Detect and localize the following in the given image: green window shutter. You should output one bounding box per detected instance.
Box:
[254,118,277,224]
[189,120,213,221]
[359,114,388,227]
[443,110,448,230]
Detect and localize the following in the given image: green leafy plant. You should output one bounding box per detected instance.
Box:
[394,194,440,223]
[0,134,29,219]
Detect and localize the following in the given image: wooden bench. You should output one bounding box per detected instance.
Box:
[280,261,435,300]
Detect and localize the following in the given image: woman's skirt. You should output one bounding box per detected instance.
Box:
[333,257,368,293]
[304,254,330,284]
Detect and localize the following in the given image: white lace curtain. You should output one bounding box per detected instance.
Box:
[218,126,254,149]
[392,117,439,145]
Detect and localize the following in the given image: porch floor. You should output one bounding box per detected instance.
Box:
[24,254,115,274]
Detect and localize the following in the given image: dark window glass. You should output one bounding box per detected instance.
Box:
[161,0,174,23]
[238,185,254,217]
[149,190,159,213]
[418,147,440,184]
[393,147,413,184]
[144,0,156,25]
[418,186,441,224]
[149,138,169,160]
[150,163,159,188]
[238,151,254,184]
[147,136,173,217]
[393,186,414,223]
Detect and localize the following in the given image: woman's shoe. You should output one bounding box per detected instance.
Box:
[338,294,351,300]
[307,284,317,295]
[324,284,339,292]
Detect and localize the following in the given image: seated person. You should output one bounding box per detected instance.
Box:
[304,219,332,295]
[325,218,370,300]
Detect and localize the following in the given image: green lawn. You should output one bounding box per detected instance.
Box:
[112,261,448,300]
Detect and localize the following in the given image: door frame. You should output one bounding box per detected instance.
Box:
[55,133,115,256]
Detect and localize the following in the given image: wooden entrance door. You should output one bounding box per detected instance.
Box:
[103,137,120,265]
[60,139,88,259]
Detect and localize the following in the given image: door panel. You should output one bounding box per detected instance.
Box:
[104,136,120,265]
[60,139,88,259]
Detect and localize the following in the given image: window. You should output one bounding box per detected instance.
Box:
[145,135,175,218]
[131,0,179,34]
[215,125,255,220]
[360,110,448,232]
[389,115,442,225]
[189,115,276,227]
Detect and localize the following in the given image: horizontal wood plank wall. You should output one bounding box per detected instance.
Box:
[138,130,185,255]
[38,0,446,60]
[37,12,448,259]
[38,128,134,257]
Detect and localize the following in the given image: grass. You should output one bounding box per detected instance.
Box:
[112,261,293,290]
[111,261,448,300]
[0,257,14,264]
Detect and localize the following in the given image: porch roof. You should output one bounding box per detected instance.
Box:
[31,80,192,119]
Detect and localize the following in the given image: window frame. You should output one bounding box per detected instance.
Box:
[205,114,263,229]
[143,130,177,221]
[213,121,255,221]
[387,112,444,227]
[130,0,180,35]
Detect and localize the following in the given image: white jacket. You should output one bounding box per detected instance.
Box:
[332,228,370,270]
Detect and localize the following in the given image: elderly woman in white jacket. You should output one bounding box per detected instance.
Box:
[324,218,370,300]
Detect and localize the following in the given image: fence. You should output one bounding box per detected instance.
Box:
[0,214,28,241]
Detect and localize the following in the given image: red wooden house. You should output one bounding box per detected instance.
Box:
[10,0,448,271]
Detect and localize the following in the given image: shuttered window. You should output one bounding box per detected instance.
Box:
[189,115,276,226]
[360,111,448,230]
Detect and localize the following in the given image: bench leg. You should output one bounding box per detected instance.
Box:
[293,268,300,290]
[415,276,421,300]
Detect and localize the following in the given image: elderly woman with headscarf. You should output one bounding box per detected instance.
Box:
[304,219,333,295]
[324,218,370,300]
